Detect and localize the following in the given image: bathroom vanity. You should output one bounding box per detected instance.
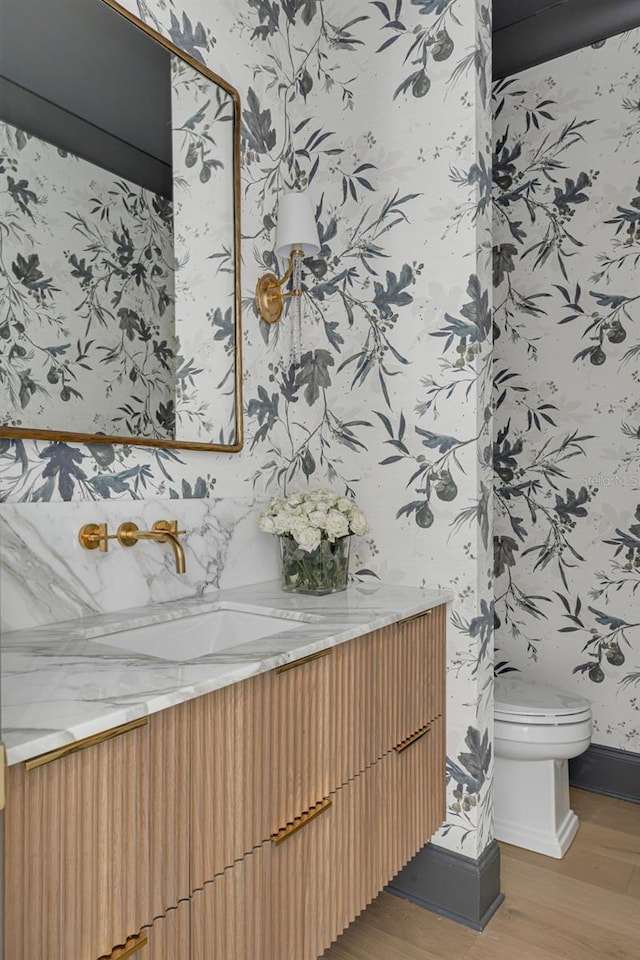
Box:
[1,582,449,960]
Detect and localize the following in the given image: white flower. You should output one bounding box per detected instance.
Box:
[325,509,349,541]
[273,510,296,535]
[258,488,368,542]
[308,510,329,529]
[258,513,276,534]
[292,523,321,552]
[349,508,369,536]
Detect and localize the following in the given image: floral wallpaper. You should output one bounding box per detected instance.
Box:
[170,56,239,445]
[492,29,640,753]
[0,121,176,439]
[0,0,494,862]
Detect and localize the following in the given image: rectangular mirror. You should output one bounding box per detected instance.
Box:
[0,0,243,451]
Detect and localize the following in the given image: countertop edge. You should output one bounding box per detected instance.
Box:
[3,582,453,765]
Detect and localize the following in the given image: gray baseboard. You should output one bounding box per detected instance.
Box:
[386,839,504,931]
[569,743,640,803]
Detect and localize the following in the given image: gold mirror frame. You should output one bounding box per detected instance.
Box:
[0,0,243,453]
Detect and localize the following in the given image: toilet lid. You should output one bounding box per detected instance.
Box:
[495,677,591,724]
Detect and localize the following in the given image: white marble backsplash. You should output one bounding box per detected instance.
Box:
[0,497,279,632]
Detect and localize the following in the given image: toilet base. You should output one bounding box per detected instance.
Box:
[495,804,579,858]
[494,755,580,859]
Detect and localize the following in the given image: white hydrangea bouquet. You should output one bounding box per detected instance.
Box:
[258,489,369,595]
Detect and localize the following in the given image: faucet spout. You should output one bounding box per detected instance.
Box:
[135,530,186,574]
[117,521,186,574]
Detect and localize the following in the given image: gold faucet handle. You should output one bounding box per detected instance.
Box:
[152,520,186,536]
[78,523,115,553]
[117,521,140,547]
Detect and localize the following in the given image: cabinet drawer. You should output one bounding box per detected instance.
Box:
[189,604,446,888]
[191,847,271,960]
[327,604,446,786]
[269,602,446,829]
[268,715,445,960]
[148,703,191,918]
[191,713,445,960]
[145,902,190,960]
[4,721,149,960]
[190,649,333,888]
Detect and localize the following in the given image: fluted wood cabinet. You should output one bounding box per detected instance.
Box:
[3,604,446,960]
[3,719,149,960]
[144,902,190,960]
[148,701,191,917]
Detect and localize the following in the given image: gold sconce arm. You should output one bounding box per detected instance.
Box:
[255,248,304,325]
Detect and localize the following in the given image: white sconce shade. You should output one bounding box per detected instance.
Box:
[255,189,319,328]
[275,190,320,259]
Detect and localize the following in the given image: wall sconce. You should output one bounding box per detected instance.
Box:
[255,190,320,326]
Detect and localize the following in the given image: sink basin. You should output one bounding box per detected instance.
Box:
[89,606,304,662]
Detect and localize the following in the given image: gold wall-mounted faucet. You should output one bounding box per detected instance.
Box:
[116,520,186,574]
[78,520,187,574]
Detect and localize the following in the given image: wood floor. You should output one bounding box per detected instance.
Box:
[324,789,640,960]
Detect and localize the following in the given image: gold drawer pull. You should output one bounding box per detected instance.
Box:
[99,932,148,960]
[25,717,149,771]
[275,647,331,674]
[271,797,332,845]
[395,723,431,754]
[397,609,432,626]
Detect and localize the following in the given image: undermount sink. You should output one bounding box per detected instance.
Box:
[89,605,305,662]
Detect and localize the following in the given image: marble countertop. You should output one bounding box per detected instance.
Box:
[1,580,452,766]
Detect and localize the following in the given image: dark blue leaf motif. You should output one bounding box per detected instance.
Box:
[446,726,491,794]
[587,607,628,631]
[247,386,280,446]
[494,535,519,577]
[88,467,143,498]
[411,0,451,13]
[373,264,414,318]
[295,349,334,405]
[552,172,591,214]
[248,0,280,39]
[176,477,209,499]
[432,274,491,350]
[553,487,589,523]
[39,443,86,501]
[168,12,210,63]
[6,176,39,218]
[589,291,632,309]
[241,89,277,154]
[414,427,461,453]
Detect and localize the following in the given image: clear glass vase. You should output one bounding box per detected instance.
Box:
[280,534,350,595]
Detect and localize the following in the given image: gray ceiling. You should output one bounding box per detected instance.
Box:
[1,0,172,195]
[493,0,640,77]
[3,0,640,175]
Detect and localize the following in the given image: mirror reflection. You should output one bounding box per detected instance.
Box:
[0,0,242,450]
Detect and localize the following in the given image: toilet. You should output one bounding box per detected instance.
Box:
[494,676,592,858]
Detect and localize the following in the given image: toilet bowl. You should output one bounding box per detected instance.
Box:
[494,677,592,859]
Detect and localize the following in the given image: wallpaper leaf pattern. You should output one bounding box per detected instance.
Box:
[170,56,239,444]
[1,58,239,446]
[0,0,495,858]
[0,123,176,438]
[493,31,640,751]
